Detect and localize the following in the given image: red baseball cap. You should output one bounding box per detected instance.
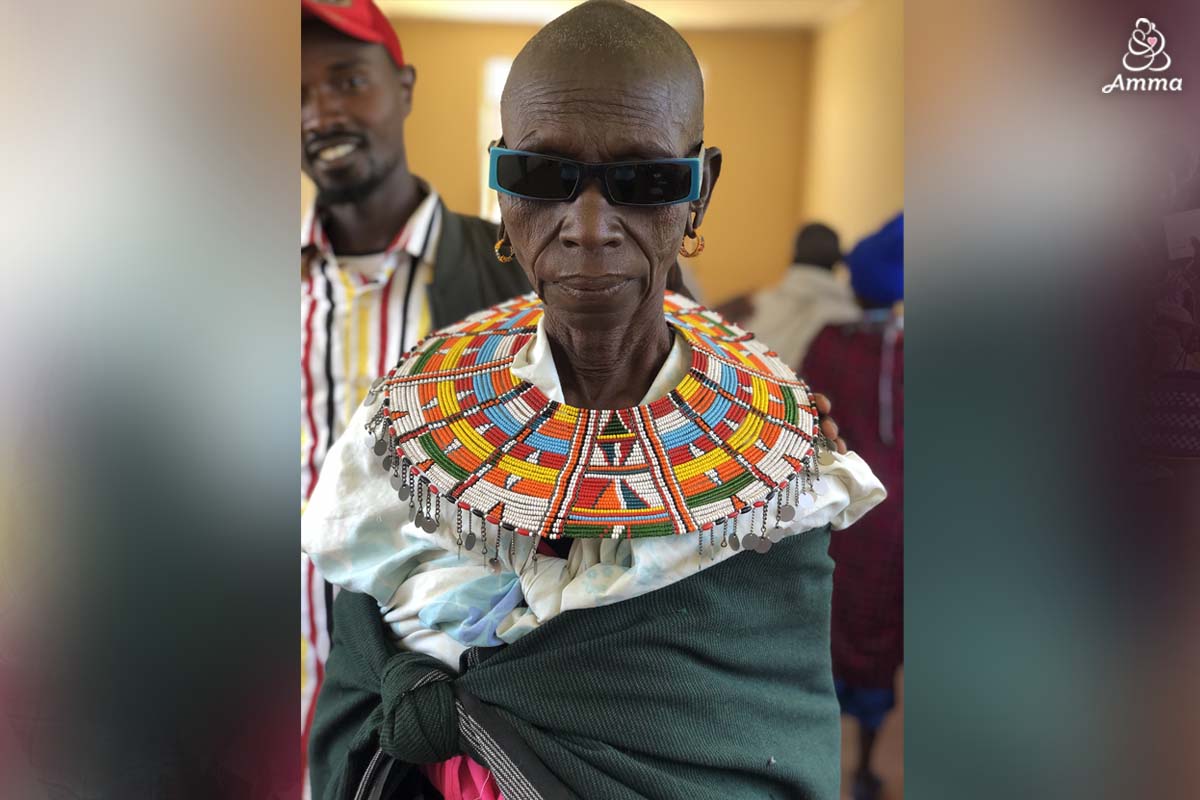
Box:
[302,0,405,68]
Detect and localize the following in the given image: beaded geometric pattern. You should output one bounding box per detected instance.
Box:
[372,292,820,540]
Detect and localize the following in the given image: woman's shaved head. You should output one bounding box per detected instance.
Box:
[502,0,705,147]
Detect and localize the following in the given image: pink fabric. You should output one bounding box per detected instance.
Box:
[420,755,504,800]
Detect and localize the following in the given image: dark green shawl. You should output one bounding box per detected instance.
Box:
[310,525,839,800]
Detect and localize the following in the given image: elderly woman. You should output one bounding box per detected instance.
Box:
[303,2,884,798]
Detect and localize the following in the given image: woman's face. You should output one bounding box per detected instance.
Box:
[499,72,719,329]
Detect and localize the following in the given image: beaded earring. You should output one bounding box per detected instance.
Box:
[679,212,705,258]
[494,221,515,263]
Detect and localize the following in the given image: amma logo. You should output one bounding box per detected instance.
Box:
[1103,18,1182,93]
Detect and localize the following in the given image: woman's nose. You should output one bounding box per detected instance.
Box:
[558,182,625,251]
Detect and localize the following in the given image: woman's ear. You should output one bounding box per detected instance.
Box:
[690,146,723,231]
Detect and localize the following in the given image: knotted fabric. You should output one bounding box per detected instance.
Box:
[378,655,460,764]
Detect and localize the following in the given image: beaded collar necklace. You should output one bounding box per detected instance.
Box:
[363,292,830,566]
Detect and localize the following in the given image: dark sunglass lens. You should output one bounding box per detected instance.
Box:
[606,162,693,205]
[497,155,579,200]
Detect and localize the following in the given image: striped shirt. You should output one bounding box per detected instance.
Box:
[300,185,443,792]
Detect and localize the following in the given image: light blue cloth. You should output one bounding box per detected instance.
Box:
[418,572,526,647]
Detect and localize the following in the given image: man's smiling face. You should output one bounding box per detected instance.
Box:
[300,21,413,205]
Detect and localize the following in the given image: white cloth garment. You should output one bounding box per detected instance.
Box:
[302,315,886,669]
[744,264,863,369]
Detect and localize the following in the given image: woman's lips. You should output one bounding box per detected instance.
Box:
[553,276,633,299]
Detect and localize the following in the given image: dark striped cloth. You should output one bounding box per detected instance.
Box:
[802,319,904,690]
[310,526,841,800]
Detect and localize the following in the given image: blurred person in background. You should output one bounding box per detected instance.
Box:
[801,213,904,800]
[299,0,531,791]
[720,222,862,370]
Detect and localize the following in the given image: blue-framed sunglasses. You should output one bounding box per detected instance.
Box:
[488,143,704,207]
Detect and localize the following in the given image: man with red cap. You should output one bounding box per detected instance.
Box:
[299,1,529,792]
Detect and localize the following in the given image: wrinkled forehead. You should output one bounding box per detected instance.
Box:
[501,69,699,161]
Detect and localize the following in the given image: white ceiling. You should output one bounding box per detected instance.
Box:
[377,0,860,30]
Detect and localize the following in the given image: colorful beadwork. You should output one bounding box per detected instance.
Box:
[368,292,821,540]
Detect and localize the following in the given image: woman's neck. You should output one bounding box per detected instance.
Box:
[542,299,674,409]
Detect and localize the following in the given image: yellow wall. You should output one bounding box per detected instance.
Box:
[680,28,812,303]
[302,174,314,222]
[801,0,904,246]
[391,22,539,214]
